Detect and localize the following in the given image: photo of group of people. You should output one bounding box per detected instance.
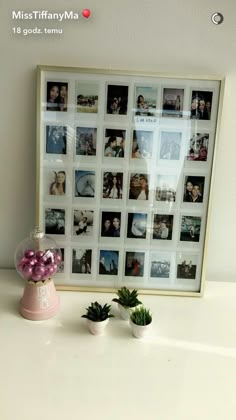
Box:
[177,259,197,279]
[150,253,171,278]
[76,82,99,113]
[41,71,220,293]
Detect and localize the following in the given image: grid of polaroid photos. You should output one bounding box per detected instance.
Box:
[39,69,221,293]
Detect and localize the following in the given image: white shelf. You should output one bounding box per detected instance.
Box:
[1,269,236,420]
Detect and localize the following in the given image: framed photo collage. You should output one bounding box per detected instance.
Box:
[36,66,222,295]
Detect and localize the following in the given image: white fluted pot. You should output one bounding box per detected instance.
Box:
[87,318,109,335]
[129,318,152,338]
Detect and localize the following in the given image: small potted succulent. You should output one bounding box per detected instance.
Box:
[129,306,152,338]
[112,286,142,320]
[82,301,114,335]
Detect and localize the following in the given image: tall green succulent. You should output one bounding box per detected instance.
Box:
[112,286,142,308]
[82,301,114,322]
[130,306,152,326]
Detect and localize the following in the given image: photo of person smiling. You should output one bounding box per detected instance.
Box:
[46,81,68,111]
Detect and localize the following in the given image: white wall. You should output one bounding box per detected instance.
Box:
[1,0,236,281]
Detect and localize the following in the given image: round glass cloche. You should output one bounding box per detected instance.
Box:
[14,227,62,282]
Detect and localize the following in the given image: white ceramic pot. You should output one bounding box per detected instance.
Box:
[129,318,152,338]
[118,303,141,320]
[87,318,109,335]
[118,304,134,320]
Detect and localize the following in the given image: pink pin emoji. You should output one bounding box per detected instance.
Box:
[82,9,91,19]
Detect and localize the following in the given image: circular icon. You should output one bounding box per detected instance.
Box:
[211,12,224,25]
[82,9,91,19]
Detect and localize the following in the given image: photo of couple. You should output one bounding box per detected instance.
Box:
[104,129,126,158]
[101,212,121,238]
[46,82,68,111]
[183,176,205,203]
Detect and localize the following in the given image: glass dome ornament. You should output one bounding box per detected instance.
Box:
[14,227,61,320]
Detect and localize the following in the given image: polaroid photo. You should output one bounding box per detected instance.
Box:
[102,172,123,200]
[152,214,174,240]
[73,209,94,238]
[127,212,148,239]
[46,170,66,197]
[162,88,184,118]
[149,251,172,279]
[99,249,119,276]
[124,251,145,277]
[131,130,153,159]
[180,215,202,243]
[156,174,177,202]
[183,176,205,203]
[104,128,126,158]
[100,211,121,238]
[186,133,209,161]
[46,81,68,112]
[57,248,65,273]
[129,173,149,201]
[159,131,182,161]
[75,127,97,156]
[134,86,157,117]
[72,248,92,275]
[46,125,67,155]
[106,84,129,115]
[190,90,213,120]
[45,208,65,235]
[76,82,99,113]
[74,170,95,198]
[176,253,198,280]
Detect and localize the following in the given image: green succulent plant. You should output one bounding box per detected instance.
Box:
[130,306,152,326]
[112,286,142,308]
[82,301,114,322]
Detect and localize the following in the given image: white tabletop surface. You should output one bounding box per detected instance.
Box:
[1,269,236,420]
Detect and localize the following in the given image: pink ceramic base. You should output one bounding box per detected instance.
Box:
[19,279,60,321]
